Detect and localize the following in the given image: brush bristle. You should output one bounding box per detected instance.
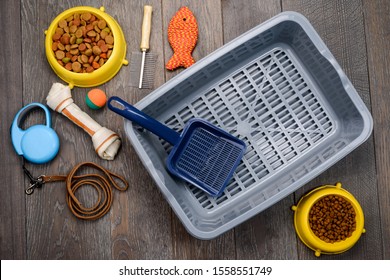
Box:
[129,52,158,89]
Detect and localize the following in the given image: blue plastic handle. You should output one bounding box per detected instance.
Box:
[11,103,52,156]
[108,96,181,145]
[10,102,60,164]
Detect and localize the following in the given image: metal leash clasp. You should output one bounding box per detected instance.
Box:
[23,165,45,195]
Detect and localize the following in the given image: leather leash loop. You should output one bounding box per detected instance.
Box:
[27,162,129,220]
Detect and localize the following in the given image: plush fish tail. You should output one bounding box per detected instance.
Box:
[166,52,195,70]
[166,53,181,70]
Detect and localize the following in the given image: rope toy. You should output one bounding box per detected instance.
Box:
[166,6,198,70]
[46,83,121,160]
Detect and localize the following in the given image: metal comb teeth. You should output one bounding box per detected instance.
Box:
[129,52,158,89]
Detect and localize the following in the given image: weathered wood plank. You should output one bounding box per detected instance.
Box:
[21,0,113,259]
[0,0,26,260]
[103,0,174,260]
[363,0,390,260]
[282,0,381,259]
[162,0,236,259]
[221,0,299,260]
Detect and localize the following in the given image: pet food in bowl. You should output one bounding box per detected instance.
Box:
[292,183,365,257]
[45,6,128,88]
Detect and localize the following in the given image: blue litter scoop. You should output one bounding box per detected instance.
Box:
[108,96,246,196]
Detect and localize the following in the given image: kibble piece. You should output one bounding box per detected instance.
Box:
[88,55,94,64]
[104,35,114,45]
[69,35,76,44]
[86,24,94,32]
[52,33,61,41]
[87,30,96,37]
[78,43,87,52]
[52,42,59,51]
[55,50,65,59]
[94,25,101,33]
[97,19,106,29]
[75,28,83,38]
[97,39,105,47]
[73,18,81,27]
[69,25,78,34]
[81,54,89,63]
[92,61,100,69]
[92,45,102,55]
[55,27,64,35]
[58,19,68,29]
[62,57,70,63]
[70,48,79,55]
[100,44,108,53]
[72,61,82,72]
[85,48,93,56]
[81,12,92,21]
[100,30,108,39]
[60,34,70,45]
[65,62,72,71]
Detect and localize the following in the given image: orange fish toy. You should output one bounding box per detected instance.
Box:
[166,7,198,70]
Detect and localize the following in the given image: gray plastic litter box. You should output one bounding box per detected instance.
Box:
[124,12,373,239]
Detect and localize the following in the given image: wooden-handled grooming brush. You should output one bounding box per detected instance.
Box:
[129,5,157,89]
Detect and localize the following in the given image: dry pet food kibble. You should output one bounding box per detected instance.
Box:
[52,12,114,73]
[309,195,356,243]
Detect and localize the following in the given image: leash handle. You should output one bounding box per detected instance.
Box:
[23,162,129,220]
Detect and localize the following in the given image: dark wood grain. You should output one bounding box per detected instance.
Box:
[21,0,112,259]
[282,0,381,259]
[0,0,26,260]
[363,0,390,260]
[221,0,299,260]
[163,0,237,260]
[0,0,388,260]
[103,0,174,259]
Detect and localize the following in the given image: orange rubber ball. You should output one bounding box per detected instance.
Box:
[86,88,107,109]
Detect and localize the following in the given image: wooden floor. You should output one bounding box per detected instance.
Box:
[1,0,389,260]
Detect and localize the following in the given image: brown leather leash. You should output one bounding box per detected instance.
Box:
[23,162,129,220]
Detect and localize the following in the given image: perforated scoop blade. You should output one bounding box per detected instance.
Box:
[108,97,246,196]
[167,119,246,195]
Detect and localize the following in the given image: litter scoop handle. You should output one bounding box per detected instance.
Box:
[108,96,180,145]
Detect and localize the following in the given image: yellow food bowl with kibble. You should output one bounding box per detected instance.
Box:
[45,6,128,88]
[292,183,365,257]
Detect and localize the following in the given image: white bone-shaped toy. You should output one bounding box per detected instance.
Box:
[46,83,121,160]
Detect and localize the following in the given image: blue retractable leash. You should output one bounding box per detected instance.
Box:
[11,103,60,194]
[10,103,128,219]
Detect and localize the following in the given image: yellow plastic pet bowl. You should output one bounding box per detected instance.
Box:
[45,6,128,88]
[292,183,365,257]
